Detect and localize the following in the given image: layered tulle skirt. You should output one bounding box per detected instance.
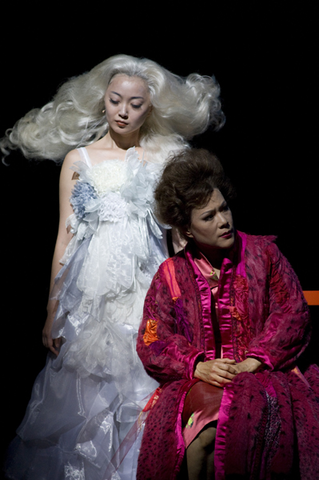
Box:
[6,212,167,479]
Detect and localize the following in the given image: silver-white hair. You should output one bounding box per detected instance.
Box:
[1,54,225,164]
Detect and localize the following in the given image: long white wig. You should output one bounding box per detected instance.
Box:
[1,54,225,163]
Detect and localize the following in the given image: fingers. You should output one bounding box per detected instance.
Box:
[42,334,61,356]
[204,372,233,388]
[210,362,237,385]
[213,358,236,374]
[195,359,237,387]
[53,337,62,356]
[195,358,259,388]
[208,378,231,388]
[49,345,60,356]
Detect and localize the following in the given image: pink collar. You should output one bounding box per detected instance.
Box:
[186,231,247,280]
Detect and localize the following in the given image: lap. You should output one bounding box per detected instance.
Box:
[182,381,223,448]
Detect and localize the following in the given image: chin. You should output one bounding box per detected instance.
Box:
[215,237,235,250]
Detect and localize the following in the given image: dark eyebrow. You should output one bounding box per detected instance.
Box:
[199,201,228,218]
[110,91,144,100]
[199,208,216,218]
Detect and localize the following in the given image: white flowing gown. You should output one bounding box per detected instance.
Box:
[6,147,167,480]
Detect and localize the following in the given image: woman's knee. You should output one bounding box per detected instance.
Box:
[197,425,216,450]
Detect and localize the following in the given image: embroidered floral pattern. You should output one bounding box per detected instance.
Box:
[209,270,219,282]
[185,413,194,429]
[143,319,159,346]
[230,274,252,361]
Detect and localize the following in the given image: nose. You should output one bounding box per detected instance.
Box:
[217,212,230,228]
[119,103,128,119]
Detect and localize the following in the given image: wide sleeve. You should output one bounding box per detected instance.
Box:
[246,241,311,370]
[136,266,205,384]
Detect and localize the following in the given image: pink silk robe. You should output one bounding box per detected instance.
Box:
[136,231,319,479]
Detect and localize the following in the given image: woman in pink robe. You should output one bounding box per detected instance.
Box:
[136,149,319,479]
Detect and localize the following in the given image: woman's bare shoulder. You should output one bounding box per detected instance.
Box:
[63,148,82,166]
[60,149,82,182]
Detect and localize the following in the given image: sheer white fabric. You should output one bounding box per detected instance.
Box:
[6,147,168,480]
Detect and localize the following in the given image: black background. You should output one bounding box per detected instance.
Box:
[1,2,319,471]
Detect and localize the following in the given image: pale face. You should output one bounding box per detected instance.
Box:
[186,189,235,251]
[104,74,152,136]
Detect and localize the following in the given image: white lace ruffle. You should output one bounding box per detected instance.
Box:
[95,192,128,222]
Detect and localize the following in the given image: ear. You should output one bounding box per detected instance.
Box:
[184,229,194,239]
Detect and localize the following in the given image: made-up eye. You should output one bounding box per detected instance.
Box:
[203,213,215,222]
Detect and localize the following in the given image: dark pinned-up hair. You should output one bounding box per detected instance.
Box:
[154,148,235,238]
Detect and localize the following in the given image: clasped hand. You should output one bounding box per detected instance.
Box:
[194,357,261,388]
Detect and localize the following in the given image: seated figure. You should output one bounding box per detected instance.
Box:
[136,148,319,480]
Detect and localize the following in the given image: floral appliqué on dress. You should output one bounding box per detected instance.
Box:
[185,413,194,429]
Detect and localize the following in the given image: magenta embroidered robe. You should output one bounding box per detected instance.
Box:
[136,231,319,480]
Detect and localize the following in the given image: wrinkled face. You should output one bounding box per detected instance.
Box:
[186,189,235,250]
[104,74,152,135]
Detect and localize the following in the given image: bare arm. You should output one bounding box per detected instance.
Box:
[42,149,80,355]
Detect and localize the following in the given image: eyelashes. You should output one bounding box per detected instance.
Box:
[202,204,230,222]
[109,98,143,109]
[203,214,214,222]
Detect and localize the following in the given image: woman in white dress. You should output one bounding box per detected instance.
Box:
[1,54,224,480]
